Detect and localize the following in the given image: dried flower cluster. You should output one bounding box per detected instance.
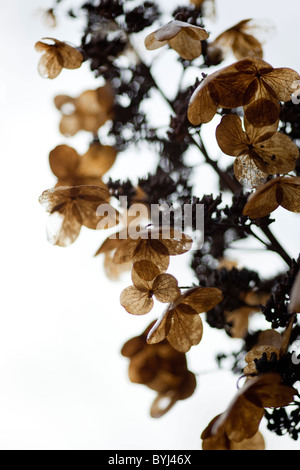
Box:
[37,0,300,450]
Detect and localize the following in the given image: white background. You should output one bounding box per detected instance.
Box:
[0,0,300,450]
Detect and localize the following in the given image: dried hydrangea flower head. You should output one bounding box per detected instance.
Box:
[216,114,298,188]
[243,176,300,218]
[207,19,264,62]
[201,373,296,449]
[147,286,223,352]
[54,84,114,136]
[145,20,209,61]
[121,323,196,418]
[49,143,117,188]
[39,185,118,247]
[188,58,300,127]
[120,260,181,315]
[112,226,193,273]
[35,38,83,79]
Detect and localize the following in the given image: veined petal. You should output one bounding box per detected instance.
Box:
[120,286,154,315]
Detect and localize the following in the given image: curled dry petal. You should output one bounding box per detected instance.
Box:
[243,177,300,218]
[35,37,83,79]
[145,20,209,60]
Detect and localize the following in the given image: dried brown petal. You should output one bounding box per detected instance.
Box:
[216,114,249,157]
[226,306,256,339]
[211,19,263,61]
[152,274,181,303]
[202,417,265,450]
[256,329,283,349]
[132,240,170,273]
[120,286,154,315]
[230,431,265,451]
[214,392,265,443]
[280,178,300,212]
[45,204,82,247]
[179,286,223,312]
[243,177,300,218]
[78,144,117,177]
[147,307,204,353]
[49,145,80,179]
[150,391,179,418]
[145,20,209,60]
[244,373,296,408]
[243,178,279,218]
[263,67,300,102]
[132,260,162,284]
